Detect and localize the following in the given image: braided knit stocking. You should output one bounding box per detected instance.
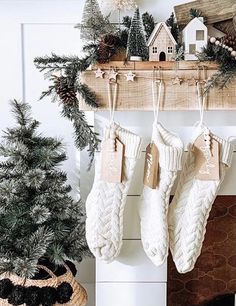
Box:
[168,128,233,273]
[86,123,142,263]
[139,123,183,266]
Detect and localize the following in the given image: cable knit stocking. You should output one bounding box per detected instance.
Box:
[139,123,183,266]
[168,127,233,273]
[86,123,142,263]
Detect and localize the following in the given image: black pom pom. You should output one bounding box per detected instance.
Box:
[40,286,57,306]
[25,286,40,306]
[0,278,14,299]
[65,260,77,277]
[56,282,73,304]
[8,285,25,306]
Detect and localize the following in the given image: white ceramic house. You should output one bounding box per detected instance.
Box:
[147,22,177,61]
[182,17,208,60]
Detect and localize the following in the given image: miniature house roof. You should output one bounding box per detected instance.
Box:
[182,17,207,33]
[147,22,177,47]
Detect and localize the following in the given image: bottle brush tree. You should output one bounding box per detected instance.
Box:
[127,7,148,60]
[0,100,90,279]
[79,0,115,42]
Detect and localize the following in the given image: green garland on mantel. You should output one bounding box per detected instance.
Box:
[197,41,236,94]
[34,52,100,168]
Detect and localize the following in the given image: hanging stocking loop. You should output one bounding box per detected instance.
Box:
[152,68,162,124]
[108,80,118,126]
[106,80,118,150]
[196,81,206,128]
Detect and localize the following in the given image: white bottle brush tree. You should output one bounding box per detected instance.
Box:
[80,0,115,42]
[127,7,148,61]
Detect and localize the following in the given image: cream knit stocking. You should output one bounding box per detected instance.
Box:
[86,123,142,263]
[139,123,183,266]
[168,127,233,273]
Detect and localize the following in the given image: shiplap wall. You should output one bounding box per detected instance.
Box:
[0,1,236,306]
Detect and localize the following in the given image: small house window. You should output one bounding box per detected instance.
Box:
[167,46,173,53]
[189,44,196,54]
[196,30,204,40]
[153,47,157,54]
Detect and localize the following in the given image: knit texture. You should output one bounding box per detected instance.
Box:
[139,123,183,266]
[86,123,142,263]
[168,128,233,273]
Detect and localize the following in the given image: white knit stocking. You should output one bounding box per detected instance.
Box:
[168,128,233,273]
[86,123,142,263]
[139,123,183,266]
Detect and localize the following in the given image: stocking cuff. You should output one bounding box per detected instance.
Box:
[213,135,234,167]
[159,145,183,171]
[107,123,142,159]
[152,123,183,171]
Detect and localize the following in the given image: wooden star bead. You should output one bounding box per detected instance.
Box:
[95,68,105,79]
[125,71,136,82]
[172,76,183,85]
[108,69,118,82]
[188,76,197,86]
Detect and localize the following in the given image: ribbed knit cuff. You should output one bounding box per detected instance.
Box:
[213,135,234,167]
[152,122,183,171]
[105,122,142,159]
[158,145,183,171]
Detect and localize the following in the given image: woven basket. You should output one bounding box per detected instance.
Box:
[0,265,87,306]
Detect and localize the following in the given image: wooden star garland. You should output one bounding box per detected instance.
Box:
[188,76,197,86]
[172,76,183,85]
[95,68,105,79]
[108,69,118,82]
[125,71,136,82]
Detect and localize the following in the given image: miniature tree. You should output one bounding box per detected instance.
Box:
[0,100,90,279]
[127,7,148,60]
[166,12,179,42]
[80,0,114,42]
[142,12,155,41]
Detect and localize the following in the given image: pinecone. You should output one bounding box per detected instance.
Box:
[97,34,122,63]
[220,35,236,50]
[53,76,77,104]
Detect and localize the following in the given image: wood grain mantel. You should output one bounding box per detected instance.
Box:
[80,61,236,111]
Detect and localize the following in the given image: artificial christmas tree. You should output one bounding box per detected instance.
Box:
[0,100,90,280]
[127,7,148,61]
[79,0,114,42]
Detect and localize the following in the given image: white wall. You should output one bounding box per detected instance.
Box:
[0,1,236,306]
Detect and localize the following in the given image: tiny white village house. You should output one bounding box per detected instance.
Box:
[182,17,208,60]
[147,22,177,61]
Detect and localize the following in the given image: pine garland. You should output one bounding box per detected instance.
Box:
[197,41,236,93]
[34,52,100,168]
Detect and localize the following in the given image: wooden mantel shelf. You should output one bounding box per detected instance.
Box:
[80,61,236,111]
[92,60,219,70]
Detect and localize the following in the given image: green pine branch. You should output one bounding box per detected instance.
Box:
[197,41,236,94]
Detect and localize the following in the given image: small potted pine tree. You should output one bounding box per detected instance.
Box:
[127,7,149,61]
[0,101,89,306]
